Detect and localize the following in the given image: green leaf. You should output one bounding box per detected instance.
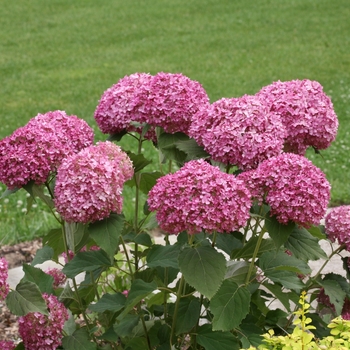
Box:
[285,227,327,261]
[175,297,201,335]
[22,264,54,294]
[43,228,65,261]
[178,245,226,299]
[139,171,163,194]
[127,152,152,173]
[65,222,89,252]
[23,181,55,209]
[125,337,149,350]
[134,232,153,247]
[62,250,112,278]
[31,245,54,266]
[13,342,25,350]
[88,213,124,258]
[263,282,292,312]
[239,323,264,348]
[157,132,188,164]
[211,280,251,331]
[215,232,243,256]
[121,279,158,316]
[197,324,240,350]
[308,225,326,240]
[147,244,180,269]
[231,237,275,260]
[319,279,346,315]
[62,328,97,350]
[1,187,20,198]
[324,273,350,296]
[114,314,140,337]
[264,213,295,249]
[6,280,48,316]
[107,130,127,142]
[225,261,251,285]
[88,293,126,313]
[174,138,210,160]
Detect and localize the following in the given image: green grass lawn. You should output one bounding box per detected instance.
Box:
[1,0,350,244]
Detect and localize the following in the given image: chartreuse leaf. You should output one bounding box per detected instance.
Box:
[319,279,346,315]
[175,297,201,335]
[62,250,112,278]
[22,264,54,294]
[264,213,295,249]
[196,324,240,350]
[147,244,181,269]
[6,280,48,316]
[62,328,96,350]
[88,292,126,313]
[31,245,54,266]
[88,213,124,258]
[211,280,251,331]
[285,226,327,261]
[178,245,226,299]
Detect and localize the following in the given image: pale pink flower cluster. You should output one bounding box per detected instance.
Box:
[54,141,133,223]
[189,95,286,170]
[0,341,15,350]
[18,293,68,350]
[0,110,94,189]
[148,159,251,234]
[325,205,350,251]
[0,257,9,300]
[238,153,330,227]
[94,72,209,136]
[257,79,338,154]
[45,268,67,288]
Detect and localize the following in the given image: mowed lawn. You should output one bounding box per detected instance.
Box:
[0,0,349,243]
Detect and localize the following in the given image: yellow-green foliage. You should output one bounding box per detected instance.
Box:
[245,291,350,350]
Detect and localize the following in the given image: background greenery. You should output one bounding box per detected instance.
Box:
[0,0,349,244]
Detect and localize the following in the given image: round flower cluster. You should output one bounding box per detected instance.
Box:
[145,72,210,134]
[94,73,154,136]
[148,159,251,234]
[45,268,67,288]
[238,153,330,227]
[0,341,15,350]
[0,110,94,189]
[18,293,69,350]
[325,205,350,251]
[54,141,133,223]
[0,257,9,300]
[189,95,286,170]
[256,79,338,154]
[94,72,209,137]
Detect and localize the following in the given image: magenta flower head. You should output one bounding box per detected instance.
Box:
[189,95,286,170]
[0,257,9,300]
[45,268,67,288]
[94,72,155,138]
[148,159,251,234]
[18,293,69,350]
[257,79,338,154]
[0,110,94,189]
[325,205,350,251]
[54,141,133,223]
[0,341,15,350]
[239,153,330,227]
[145,72,210,134]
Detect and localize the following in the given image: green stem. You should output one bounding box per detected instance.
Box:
[245,228,265,285]
[120,236,134,279]
[170,275,186,347]
[211,231,218,248]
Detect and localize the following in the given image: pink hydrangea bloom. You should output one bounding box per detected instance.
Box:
[45,268,67,288]
[144,72,210,134]
[325,205,350,251]
[18,293,68,350]
[0,257,9,300]
[0,341,15,350]
[189,95,286,170]
[238,153,330,227]
[54,141,133,223]
[0,110,94,189]
[148,159,251,234]
[257,79,338,154]
[94,73,156,140]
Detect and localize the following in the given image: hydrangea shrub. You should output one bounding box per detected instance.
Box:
[1,73,350,349]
